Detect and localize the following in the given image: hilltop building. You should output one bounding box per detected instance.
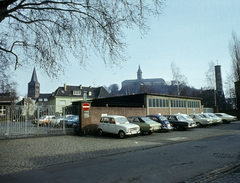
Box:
[120,65,167,94]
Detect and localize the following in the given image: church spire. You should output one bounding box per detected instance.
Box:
[30,67,40,85]
[137,65,142,80]
[28,67,40,99]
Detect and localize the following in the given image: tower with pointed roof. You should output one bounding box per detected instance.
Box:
[137,65,142,80]
[28,67,40,99]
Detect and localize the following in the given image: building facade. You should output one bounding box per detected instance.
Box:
[48,84,111,114]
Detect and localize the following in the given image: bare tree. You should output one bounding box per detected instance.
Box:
[229,32,240,109]
[205,61,215,89]
[170,61,188,96]
[0,0,165,79]
[224,72,236,109]
[107,84,119,96]
[229,32,240,82]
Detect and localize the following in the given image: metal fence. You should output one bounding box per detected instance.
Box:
[0,105,74,139]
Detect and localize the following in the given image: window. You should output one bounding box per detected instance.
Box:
[170,99,186,108]
[44,98,48,101]
[73,90,81,95]
[39,98,43,101]
[60,100,66,105]
[0,106,6,116]
[89,91,92,96]
[149,98,169,108]
[104,118,109,123]
[187,100,200,108]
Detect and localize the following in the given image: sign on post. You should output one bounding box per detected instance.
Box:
[82,103,90,111]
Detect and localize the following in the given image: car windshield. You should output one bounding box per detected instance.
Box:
[176,116,185,121]
[202,114,210,118]
[159,116,167,121]
[184,115,193,120]
[208,114,217,118]
[141,117,152,122]
[115,117,129,124]
[199,114,206,118]
[67,116,74,119]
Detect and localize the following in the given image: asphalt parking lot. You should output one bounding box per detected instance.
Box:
[0,121,240,178]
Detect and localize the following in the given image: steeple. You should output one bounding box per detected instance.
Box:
[28,67,40,99]
[29,67,40,85]
[137,65,142,80]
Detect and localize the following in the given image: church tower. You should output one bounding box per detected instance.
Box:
[28,67,40,99]
[137,65,142,80]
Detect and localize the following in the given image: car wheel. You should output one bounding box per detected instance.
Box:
[140,129,144,135]
[148,131,153,135]
[98,129,103,136]
[222,120,228,124]
[174,125,179,131]
[72,123,77,127]
[196,122,201,127]
[119,130,125,139]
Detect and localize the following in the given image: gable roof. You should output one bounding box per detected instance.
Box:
[49,85,111,99]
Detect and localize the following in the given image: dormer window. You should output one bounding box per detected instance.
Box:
[89,91,92,96]
[73,90,81,95]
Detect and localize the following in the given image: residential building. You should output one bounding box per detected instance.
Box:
[0,92,14,120]
[48,84,111,114]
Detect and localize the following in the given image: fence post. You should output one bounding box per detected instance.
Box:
[37,106,39,136]
[25,104,28,137]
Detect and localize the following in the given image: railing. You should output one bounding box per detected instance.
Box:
[0,105,73,139]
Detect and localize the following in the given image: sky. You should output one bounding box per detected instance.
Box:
[11,0,240,97]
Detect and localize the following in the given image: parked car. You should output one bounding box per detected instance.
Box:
[146,114,173,132]
[97,115,140,139]
[174,113,195,122]
[127,116,161,135]
[164,115,196,130]
[60,115,79,128]
[51,114,74,127]
[203,113,222,125]
[215,113,238,123]
[189,114,213,126]
[32,115,57,126]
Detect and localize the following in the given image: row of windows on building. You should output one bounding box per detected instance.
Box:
[149,98,200,108]
[73,90,92,96]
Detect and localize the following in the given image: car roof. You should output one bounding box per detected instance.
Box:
[147,114,164,117]
[101,115,126,118]
[127,116,147,118]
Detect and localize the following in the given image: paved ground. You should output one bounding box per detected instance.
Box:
[1,122,240,182]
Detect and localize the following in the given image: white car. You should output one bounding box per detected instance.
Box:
[97,115,140,139]
[189,114,213,126]
[215,113,238,123]
[203,113,222,124]
[175,113,195,122]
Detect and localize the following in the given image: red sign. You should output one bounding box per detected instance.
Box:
[82,103,90,111]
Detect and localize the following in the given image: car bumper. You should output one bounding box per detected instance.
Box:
[161,126,173,131]
[126,130,140,135]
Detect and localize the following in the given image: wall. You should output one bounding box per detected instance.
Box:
[148,108,170,115]
[79,104,146,134]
